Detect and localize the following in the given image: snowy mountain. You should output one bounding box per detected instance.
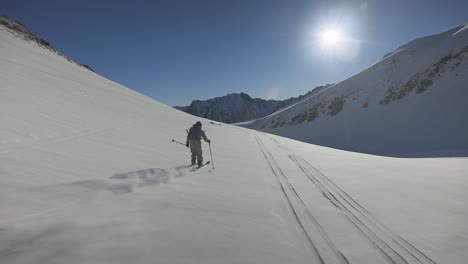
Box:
[240,25,468,157]
[175,90,325,124]
[1,18,468,264]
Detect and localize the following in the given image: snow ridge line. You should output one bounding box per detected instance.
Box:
[256,137,348,264]
[0,57,152,103]
[289,154,437,264]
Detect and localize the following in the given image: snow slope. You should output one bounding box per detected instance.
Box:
[240,25,468,157]
[1,21,468,264]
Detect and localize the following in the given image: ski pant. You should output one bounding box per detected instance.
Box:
[189,140,203,165]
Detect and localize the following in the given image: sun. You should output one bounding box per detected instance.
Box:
[305,21,361,61]
[320,27,342,47]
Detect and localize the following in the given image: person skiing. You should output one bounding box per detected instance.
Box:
[186,121,211,167]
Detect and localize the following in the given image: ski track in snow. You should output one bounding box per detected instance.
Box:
[256,136,438,264]
[256,137,346,264]
[2,22,467,264]
[288,154,437,264]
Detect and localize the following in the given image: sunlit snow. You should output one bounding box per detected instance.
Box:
[1,22,467,264]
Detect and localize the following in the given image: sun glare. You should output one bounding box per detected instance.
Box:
[320,27,342,46]
[305,21,361,61]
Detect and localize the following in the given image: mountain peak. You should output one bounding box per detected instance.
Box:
[175,90,321,124]
[175,92,279,123]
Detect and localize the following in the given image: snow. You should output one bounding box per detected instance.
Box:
[241,25,468,157]
[1,24,468,264]
[452,24,468,36]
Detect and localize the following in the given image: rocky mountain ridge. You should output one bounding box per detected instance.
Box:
[175,85,332,124]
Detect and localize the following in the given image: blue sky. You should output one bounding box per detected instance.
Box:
[3,0,467,106]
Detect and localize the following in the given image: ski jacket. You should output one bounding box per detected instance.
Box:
[186,125,209,144]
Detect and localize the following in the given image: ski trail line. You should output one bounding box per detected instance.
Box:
[256,137,349,264]
[288,153,437,264]
[289,155,404,264]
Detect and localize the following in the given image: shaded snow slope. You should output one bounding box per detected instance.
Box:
[1,22,468,264]
[240,25,468,157]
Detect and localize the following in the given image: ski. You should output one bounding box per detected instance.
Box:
[190,161,211,171]
[175,164,195,170]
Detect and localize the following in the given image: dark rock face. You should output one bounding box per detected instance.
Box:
[175,87,332,124]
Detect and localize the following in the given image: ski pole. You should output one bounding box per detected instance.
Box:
[172,139,186,146]
[209,142,214,170]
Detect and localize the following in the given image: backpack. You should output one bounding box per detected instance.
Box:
[188,126,202,141]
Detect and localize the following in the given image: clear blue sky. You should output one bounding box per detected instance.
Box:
[3,0,467,106]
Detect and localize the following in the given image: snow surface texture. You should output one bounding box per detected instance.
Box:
[1,23,468,264]
[240,25,468,157]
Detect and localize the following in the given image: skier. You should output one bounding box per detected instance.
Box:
[186,121,211,167]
